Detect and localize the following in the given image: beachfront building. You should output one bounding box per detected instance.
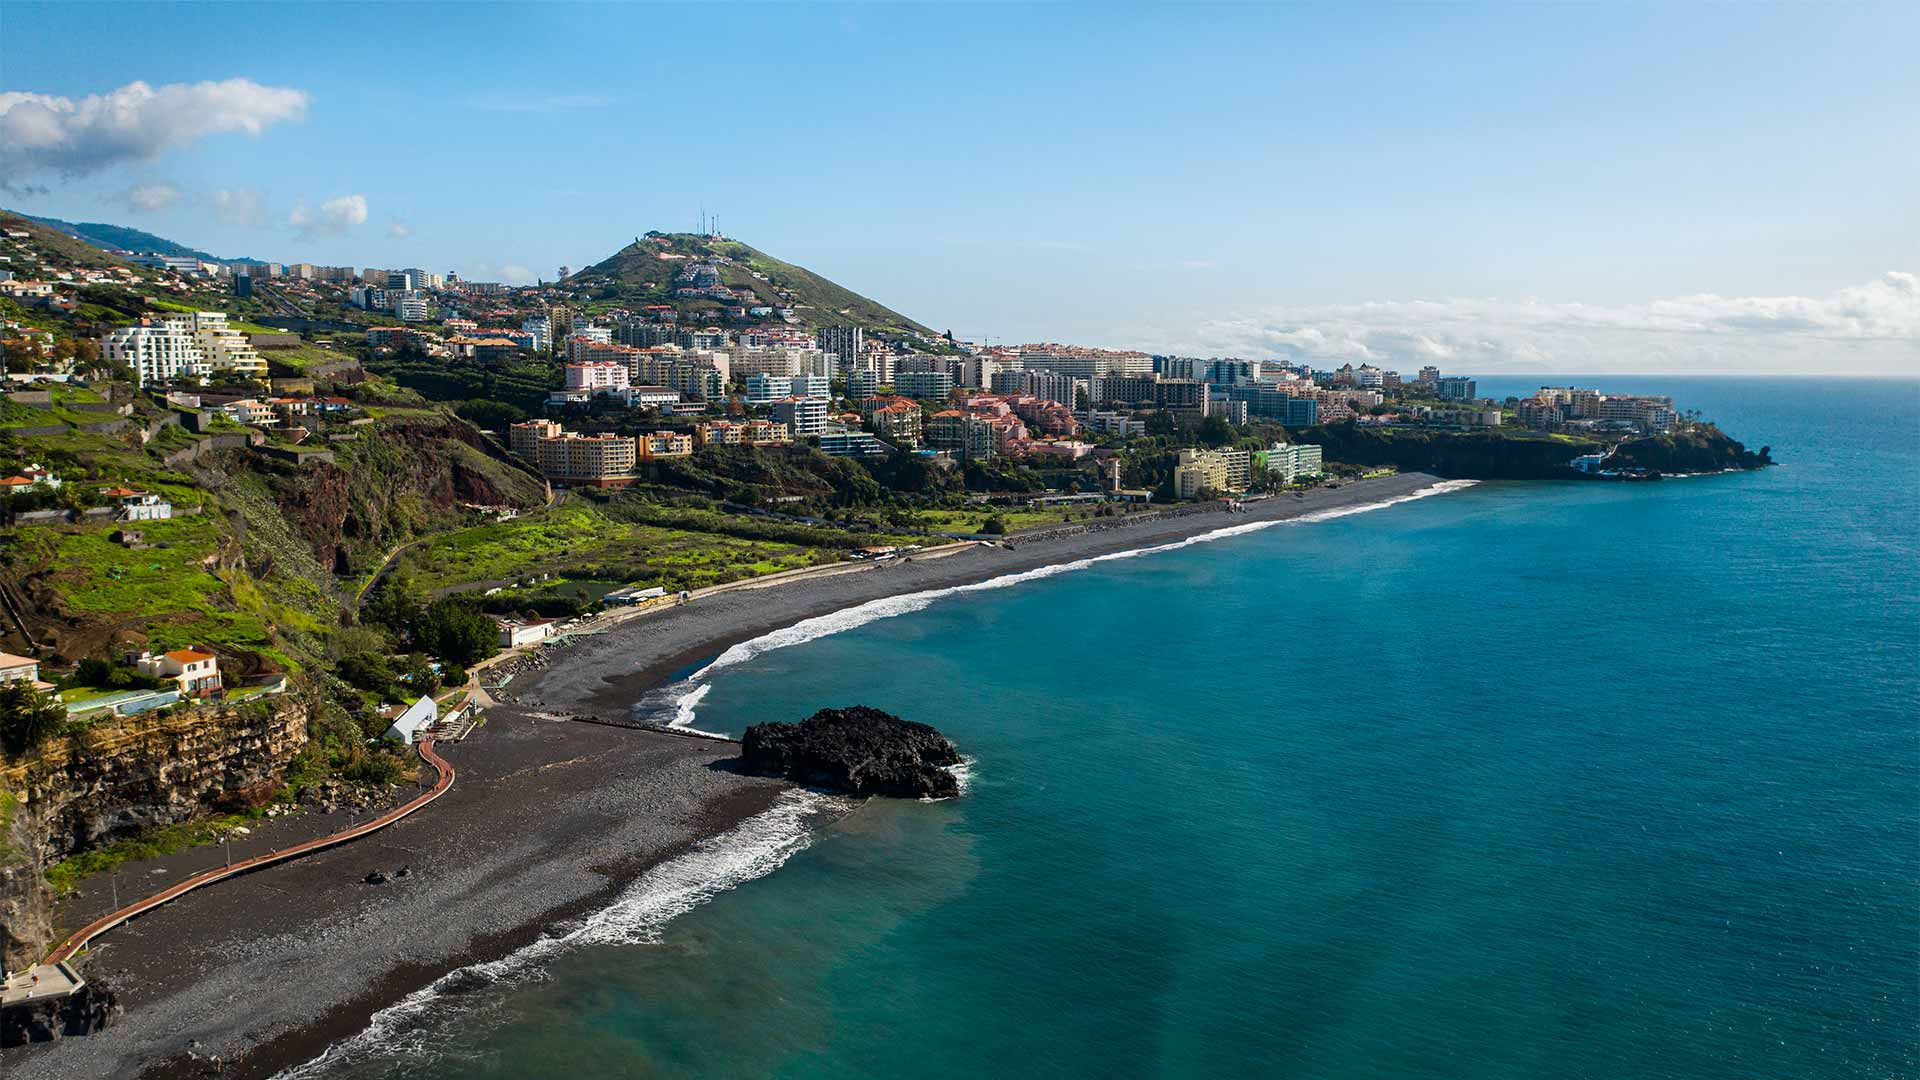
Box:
[496,618,557,648]
[380,695,437,744]
[1257,442,1325,484]
[1173,447,1253,500]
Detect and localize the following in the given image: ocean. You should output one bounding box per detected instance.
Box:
[292,376,1920,1079]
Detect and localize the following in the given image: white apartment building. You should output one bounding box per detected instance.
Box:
[395,296,430,322]
[103,321,209,387]
[181,311,267,381]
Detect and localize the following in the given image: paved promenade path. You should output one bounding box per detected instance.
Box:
[45,739,456,966]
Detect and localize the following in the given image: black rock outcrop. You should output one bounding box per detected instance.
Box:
[741,707,963,798]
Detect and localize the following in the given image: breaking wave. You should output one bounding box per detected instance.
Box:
[663,479,1478,728]
[276,788,839,1077]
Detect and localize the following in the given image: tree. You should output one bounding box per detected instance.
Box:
[419,598,499,668]
[455,398,527,430]
[1197,415,1234,447]
[338,651,399,696]
[980,514,1009,535]
[364,575,426,635]
[0,681,67,755]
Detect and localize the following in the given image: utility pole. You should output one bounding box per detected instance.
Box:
[224,833,232,869]
[110,873,118,910]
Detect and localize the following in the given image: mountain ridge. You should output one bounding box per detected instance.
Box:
[18,213,232,262]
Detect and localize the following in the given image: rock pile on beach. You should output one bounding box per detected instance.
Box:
[740,706,963,798]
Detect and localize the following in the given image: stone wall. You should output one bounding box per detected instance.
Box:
[0,699,309,970]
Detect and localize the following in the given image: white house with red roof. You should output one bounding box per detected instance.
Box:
[136,648,222,696]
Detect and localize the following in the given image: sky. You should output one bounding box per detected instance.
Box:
[2,2,1916,374]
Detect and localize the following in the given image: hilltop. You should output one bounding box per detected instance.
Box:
[20,214,226,263]
[570,232,936,337]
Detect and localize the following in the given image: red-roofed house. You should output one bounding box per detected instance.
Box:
[137,648,222,696]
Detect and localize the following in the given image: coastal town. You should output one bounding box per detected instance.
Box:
[0,214,1769,1065]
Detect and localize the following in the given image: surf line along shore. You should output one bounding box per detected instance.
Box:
[3,472,1457,1080]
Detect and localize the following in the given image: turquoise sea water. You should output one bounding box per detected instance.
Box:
[303,377,1919,1079]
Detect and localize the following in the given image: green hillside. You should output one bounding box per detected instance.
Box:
[21,214,224,261]
[0,212,132,270]
[571,232,934,336]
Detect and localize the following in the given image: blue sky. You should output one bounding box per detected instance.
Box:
[3,2,1916,373]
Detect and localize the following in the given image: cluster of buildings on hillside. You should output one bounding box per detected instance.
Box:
[1515,386,1680,434]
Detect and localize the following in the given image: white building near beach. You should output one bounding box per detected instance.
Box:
[381,695,438,744]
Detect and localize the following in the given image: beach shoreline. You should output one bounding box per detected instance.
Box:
[4,471,1458,1079]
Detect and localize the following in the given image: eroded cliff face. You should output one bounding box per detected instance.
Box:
[0,700,308,971]
[266,417,546,575]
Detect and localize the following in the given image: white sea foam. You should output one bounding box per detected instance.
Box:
[666,479,1479,726]
[275,788,837,1077]
[938,756,977,800]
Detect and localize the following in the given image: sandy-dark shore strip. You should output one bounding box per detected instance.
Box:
[2,713,790,1080]
[4,471,1450,1078]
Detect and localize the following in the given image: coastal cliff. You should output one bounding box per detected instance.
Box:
[1607,426,1772,473]
[0,699,308,971]
[1301,422,1771,479]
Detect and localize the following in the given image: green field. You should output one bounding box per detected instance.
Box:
[395,501,832,594]
[910,506,1086,533]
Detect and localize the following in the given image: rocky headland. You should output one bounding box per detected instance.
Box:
[741,707,963,799]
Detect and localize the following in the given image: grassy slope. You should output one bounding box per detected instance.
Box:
[574,233,933,334]
[394,500,830,594]
[17,214,221,262]
[0,211,131,270]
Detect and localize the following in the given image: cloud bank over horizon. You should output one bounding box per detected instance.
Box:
[0,79,308,192]
[1131,273,1920,375]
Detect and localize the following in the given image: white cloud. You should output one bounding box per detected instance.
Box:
[0,79,308,190]
[124,182,182,213]
[212,186,267,228]
[1136,273,1920,375]
[288,194,367,239]
[387,218,414,240]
